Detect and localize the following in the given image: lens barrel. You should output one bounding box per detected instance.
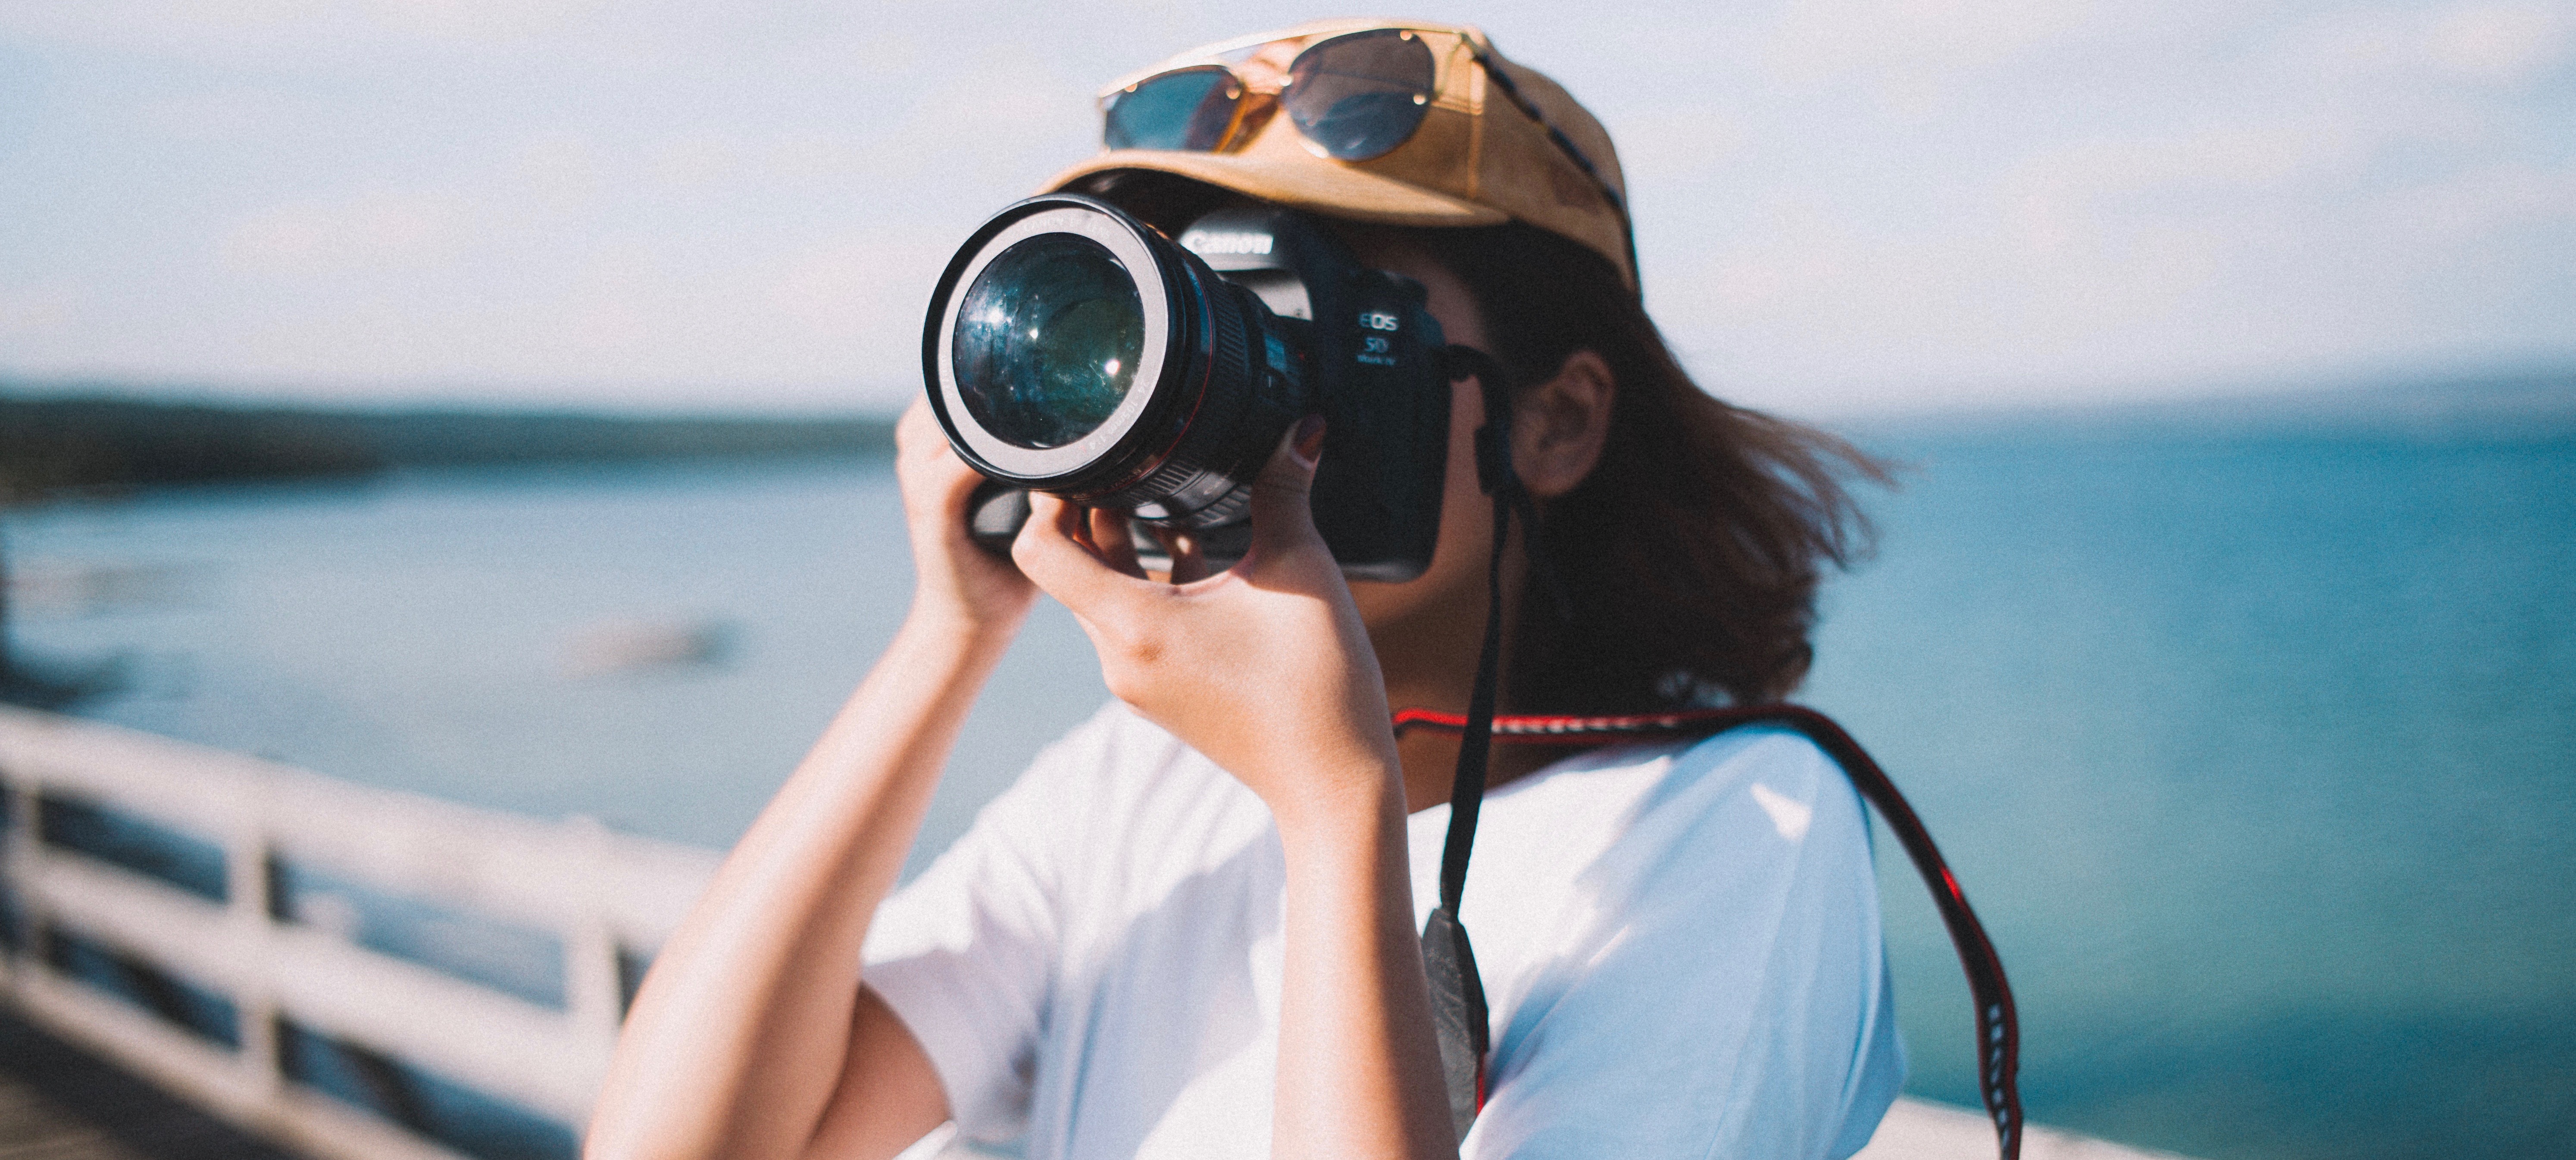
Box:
[925,194,1305,530]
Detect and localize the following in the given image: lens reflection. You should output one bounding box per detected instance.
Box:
[951,234,1146,450]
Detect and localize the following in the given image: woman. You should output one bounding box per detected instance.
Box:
[590,19,1900,1160]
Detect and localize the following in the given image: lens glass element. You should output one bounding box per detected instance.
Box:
[1284,29,1436,161]
[950,233,1147,450]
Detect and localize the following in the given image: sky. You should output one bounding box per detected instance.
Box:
[1,0,2570,418]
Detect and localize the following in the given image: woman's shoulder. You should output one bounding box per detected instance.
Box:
[1440,724,1872,958]
[1484,723,1861,855]
[1668,723,1861,836]
[1670,720,1844,783]
[1465,724,1902,1159]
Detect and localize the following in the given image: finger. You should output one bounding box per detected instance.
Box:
[1090,506,1145,579]
[1246,415,1327,557]
[895,396,933,443]
[895,398,951,463]
[894,400,988,515]
[937,460,994,524]
[1014,492,1145,611]
[1157,527,1210,585]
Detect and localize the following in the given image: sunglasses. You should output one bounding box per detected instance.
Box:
[1099,27,1635,270]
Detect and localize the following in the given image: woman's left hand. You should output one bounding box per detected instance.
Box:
[1012,417,1401,827]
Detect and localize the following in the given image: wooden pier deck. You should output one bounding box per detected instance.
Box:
[0,1008,291,1160]
[0,1074,146,1160]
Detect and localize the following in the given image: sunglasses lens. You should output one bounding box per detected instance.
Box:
[1284,30,1436,161]
[1104,66,1242,151]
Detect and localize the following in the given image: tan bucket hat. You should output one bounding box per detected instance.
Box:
[1043,18,1638,289]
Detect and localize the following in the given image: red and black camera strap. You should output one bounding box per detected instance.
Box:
[1406,347,2021,1157]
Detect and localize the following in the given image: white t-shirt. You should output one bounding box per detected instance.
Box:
[865,702,1905,1159]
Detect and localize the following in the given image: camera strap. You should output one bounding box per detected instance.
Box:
[1410,346,1526,1137]
[1410,346,2022,1158]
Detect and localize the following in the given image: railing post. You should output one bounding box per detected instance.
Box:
[227,770,283,1108]
[563,814,624,1061]
[3,771,45,987]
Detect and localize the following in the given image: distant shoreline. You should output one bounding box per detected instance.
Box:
[1,391,896,499]
[6,367,2570,499]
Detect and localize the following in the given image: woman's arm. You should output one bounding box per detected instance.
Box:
[586,402,1036,1160]
[1268,764,1457,1160]
[1013,419,1457,1159]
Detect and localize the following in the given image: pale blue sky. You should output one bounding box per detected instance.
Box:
[3,0,2570,417]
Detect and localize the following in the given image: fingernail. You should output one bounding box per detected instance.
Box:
[1292,415,1326,465]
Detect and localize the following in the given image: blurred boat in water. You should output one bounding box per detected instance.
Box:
[556,619,736,680]
[8,560,201,620]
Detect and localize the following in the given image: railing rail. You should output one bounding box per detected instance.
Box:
[0,704,2195,1160]
[0,703,721,1160]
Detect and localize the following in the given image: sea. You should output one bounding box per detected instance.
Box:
[7,409,2571,1160]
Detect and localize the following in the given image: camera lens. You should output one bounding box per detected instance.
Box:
[924,194,1303,530]
[949,233,1145,450]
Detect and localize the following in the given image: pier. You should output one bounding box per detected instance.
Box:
[0,705,2188,1160]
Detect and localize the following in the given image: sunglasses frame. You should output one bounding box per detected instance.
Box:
[1096,24,1638,287]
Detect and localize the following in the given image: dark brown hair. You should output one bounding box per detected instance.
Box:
[1072,169,1887,708]
[1419,223,1891,712]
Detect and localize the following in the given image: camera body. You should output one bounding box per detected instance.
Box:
[922,195,1452,583]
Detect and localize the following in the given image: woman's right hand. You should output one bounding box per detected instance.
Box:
[896,398,1037,638]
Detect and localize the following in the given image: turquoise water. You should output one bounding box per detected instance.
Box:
[9,425,2572,1159]
[1803,432,2576,1158]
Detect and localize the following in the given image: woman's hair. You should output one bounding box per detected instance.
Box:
[1078,170,1887,708]
[1418,223,1891,711]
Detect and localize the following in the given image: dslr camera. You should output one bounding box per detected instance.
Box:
[922,193,1453,581]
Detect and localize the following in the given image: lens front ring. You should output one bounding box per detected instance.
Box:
[929,200,1182,482]
[924,193,1310,532]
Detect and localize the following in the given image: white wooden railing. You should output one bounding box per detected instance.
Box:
[0,703,720,1160]
[0,703,2187,1160]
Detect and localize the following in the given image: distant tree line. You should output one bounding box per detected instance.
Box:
[0,390,897,501]
[0,388,895,702]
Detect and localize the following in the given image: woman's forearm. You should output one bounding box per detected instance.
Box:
[587,607,1015,1160]
[1270,775,1460,1160]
